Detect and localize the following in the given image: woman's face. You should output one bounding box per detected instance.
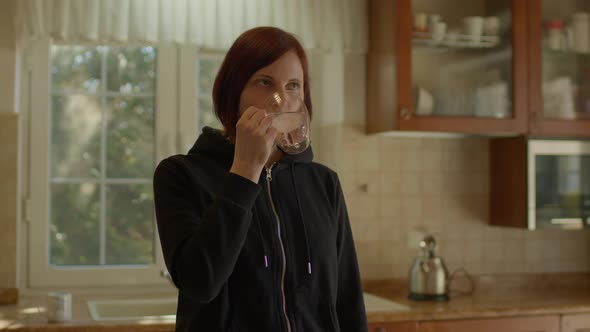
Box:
[238,50,304,116]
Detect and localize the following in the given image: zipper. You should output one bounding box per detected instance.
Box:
[265,164,293,332]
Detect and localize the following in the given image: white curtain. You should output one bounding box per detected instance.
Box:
[15,0,368,52]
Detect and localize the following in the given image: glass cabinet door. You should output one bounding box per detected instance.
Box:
[411,0,513,118]
[367,0,527,134]
[535,155,590,229]
[529,0,590,137]
[395,0,527,134]
[541,1,590,121]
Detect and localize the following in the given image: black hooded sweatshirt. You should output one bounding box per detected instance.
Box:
[153,127,367,332]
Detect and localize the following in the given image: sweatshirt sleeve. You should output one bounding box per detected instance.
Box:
[153,157,260,303]
[333,175,368,332]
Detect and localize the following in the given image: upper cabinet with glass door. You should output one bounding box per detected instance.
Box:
[367,0,528,134]
[528,0,590,137]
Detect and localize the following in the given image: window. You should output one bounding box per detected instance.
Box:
[28,40,176,287]
[49,45,157,266]
[26,40,228,287]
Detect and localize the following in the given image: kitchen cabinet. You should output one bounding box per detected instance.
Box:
[367,0,590,138]
[418,315,560,332]
[528,0,590,137]
[490,136,590,229]
[562,313,590,332]
[369,321,418,332]
[367,0,528,135]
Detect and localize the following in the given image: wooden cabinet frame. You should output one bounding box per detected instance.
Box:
[367,0,528,134]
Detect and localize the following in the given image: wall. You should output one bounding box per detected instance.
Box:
[0,0,19,290]
[331,53,590,280]
[0,0,17,114]
[0,114,19,288]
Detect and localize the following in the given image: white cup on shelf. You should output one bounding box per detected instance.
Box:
[543,77,576,119]
[463,16,484,42]
[572,12,590,53]
[429,14,441,32]
[483,16,500,36]
[414,12,428,32]
[432,22,447,43]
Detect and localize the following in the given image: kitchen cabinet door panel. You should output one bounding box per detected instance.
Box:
[418,315,559,332]
[527,0,590,137]
[370,321,418,332]
[562,313,590,332]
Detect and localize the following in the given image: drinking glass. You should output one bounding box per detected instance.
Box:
[263,92,311,155]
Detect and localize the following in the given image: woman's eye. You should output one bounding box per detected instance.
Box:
[257,79,272,87]
[287,82,300,90]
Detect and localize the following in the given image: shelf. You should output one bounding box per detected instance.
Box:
[543,49,590,63]
[413,32,501,50]
[543,48,590,56]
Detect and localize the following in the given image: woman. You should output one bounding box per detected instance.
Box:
[153,26,367,332]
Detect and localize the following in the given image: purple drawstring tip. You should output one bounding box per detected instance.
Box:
[307,262,312,274]
[264,255,269,268]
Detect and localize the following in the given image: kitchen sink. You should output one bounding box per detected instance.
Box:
[87,298,177,321]
[363,293,410,312]
[87,293,408,321]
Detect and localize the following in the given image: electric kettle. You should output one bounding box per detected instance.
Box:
[408,235,449,301]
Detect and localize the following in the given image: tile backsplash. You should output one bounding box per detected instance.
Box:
[332,124,590,279]
[0,113,19,288]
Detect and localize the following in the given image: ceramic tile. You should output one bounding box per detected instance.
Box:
[380,172,401,195]
[379,196,401,218]
[420,173,444,195]
[333,126,590,277]
[399,174,421,195]
[379,150,401,172]
[421,150,444,172]
[400,151,422,172]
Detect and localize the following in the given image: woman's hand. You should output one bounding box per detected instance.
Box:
[230,107,277,183]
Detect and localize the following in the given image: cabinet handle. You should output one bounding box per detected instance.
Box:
[400,107,412,120]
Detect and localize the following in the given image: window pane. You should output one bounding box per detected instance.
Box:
[106,97,155,178]
[197,55,224,130]
[106,184,154,264]
[198,58,223,95]
[51,46,102,93]
[198,97,222,129]
[107,47,156,94]
[50,183,100,265]
[49,45,158,269]
[51,95,102,178]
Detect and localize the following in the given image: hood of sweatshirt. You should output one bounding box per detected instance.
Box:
[187,126,315,274]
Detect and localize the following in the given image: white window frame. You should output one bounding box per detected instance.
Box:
[179,47,226,153]
[27,39,178,287]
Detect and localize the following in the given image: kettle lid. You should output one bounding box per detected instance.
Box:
[419,235,437,258]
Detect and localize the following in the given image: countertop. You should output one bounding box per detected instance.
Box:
[2,274,590,331]
[363,280,590,323]
[363,273,590,323]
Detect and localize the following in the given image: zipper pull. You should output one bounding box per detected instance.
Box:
[265,166,272,182]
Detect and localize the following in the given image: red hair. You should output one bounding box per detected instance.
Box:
[212,26,312,137]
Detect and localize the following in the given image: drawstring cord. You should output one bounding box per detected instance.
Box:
[253,207,269,269]
[290,164,312,275]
